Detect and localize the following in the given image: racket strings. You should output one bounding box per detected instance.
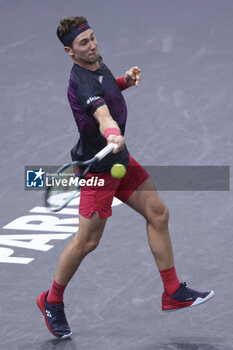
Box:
[45,143,116,211]
[46,165,80,210]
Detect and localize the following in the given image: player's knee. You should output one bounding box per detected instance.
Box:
[83,239,100,255]
[146,197,169,228]
[73,230,102,256]
[159,205,169,227]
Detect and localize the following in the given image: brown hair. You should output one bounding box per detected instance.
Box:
[57,16,88,43]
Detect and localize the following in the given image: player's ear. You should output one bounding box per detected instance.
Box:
[64,46,73,56]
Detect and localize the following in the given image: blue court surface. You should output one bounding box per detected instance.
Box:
[0,0,232,349]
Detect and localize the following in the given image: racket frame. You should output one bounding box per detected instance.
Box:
[45,143,117,212]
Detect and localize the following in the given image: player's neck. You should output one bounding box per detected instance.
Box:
[74,58,100,71]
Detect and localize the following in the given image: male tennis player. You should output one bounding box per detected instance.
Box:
[37,16,215,339]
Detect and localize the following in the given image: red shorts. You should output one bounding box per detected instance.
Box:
[79,154,149,219]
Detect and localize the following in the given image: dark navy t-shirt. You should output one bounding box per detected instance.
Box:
[67,56,129,173]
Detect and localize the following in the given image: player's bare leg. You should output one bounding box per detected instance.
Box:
[37,211,107,338]
[55,211,107,286]
[125,177,174,270]
[125,177,215,310]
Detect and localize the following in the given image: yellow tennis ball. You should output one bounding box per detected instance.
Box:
[110,163,126,179]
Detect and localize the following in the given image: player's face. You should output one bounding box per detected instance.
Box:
[66,29,99,67]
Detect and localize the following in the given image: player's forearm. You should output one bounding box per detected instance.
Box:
[99,119,120,136]
[93,105,125,153]
[93,105,120,136]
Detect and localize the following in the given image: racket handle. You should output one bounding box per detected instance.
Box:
[95,143,118,160]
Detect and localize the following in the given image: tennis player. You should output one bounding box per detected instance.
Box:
[37,16,215,339]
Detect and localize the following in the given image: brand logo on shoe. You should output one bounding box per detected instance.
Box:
[185,297,193,301]
[46,310,52,317]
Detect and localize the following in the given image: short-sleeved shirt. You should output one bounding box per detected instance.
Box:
[67,56,129,173]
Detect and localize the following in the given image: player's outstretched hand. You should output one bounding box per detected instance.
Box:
[107,134,125,153]
[124,66,141,87]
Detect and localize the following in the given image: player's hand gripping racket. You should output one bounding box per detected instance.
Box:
[45,143,117,212]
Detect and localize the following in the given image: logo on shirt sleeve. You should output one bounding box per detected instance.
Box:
[86,96,101,105]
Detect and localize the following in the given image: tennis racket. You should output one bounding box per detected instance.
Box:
[45,143,117,212]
